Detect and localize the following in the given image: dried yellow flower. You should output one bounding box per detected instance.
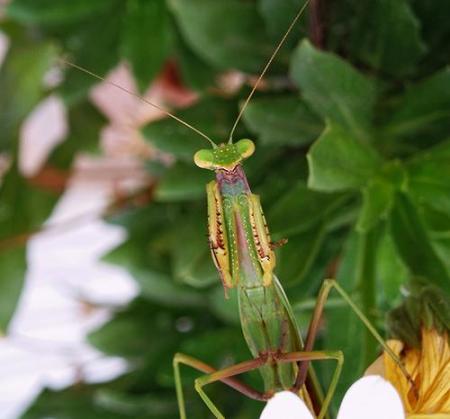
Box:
[375,328,450,417]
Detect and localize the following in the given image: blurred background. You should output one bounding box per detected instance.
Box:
[0,0,449,418]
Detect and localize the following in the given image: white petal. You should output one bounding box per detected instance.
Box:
[260,391,314,419]
[19,95,67,176]
[337,375,405,419]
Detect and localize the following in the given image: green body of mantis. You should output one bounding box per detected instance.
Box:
[173,139,345,419]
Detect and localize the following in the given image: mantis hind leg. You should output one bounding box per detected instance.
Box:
[294,278,413,392]
[173,352,267,419]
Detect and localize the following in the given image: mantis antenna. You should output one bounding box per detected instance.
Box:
[228,0,310,143]
[59,59,217,148]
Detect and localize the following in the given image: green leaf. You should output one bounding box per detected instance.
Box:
[0,40,57,151]
[60,11,122,103]
[406,139,450,214]
[259,0,307,43]
[175,29,217,91]
[94,389,177,417]
[290,39,376,142]
[276,220,327,286]
[307,124,382,192]
[155,162,212,202]
[387,284,450,348]
[121,0,170,92]
[356,178,394,232]
[208,286,240,325]
[376,229,409,304]
[142,97,239,161]
[172,214,217,288]
[323,231,368,412]
[390,192,449,289]
[268,181,345,236]
[88,300,176,358]
[242,96,323,146]
[21,387,127,419]
[351,0,425,76]
[104,237,205,309]
[169,0,270,72]
[0,166,58,331]
[384,68,450,138]
[409,0,450,72]
[48,100,104,169]
[7,0,116,25]
[0,247,26,333]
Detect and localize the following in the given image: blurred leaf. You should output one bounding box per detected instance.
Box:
[89,300,177,359]
[175,30,217,91]
[242,95,323,146]
[155,162,212,202]
[48,100,104,169]
[6,0,116,25]
[0,247,26,333]
[132,267,206,308]
[390,192,449,289]
[0,166,58,331]
[387,284,450,348]
[121,0,170,92]
[356,178,394,232]
[258,0,307,43]
[208,286,240,325]
[307,124,382,192]
[406,139,450,214]
[409,0,450,73]
[351,0,425,76]
[105,241,205,308]
[172,214,217,288]
[323,231,367,413]
[290,40,376,142]
[21,387,127,419]
[0,40,57,151]
[376,229,409,304]
[105,205,206,307]
[268,181,345,236]
[421,205,450,234]
[60,10,122,103]
[143,97,239,161]
[276,219,327,286]
[384,68,450,138]
[94,389,177,417]
[169,0,270,72]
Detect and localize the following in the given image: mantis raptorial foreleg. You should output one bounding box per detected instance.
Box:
[174,348,343,419]
[248,194,276,286]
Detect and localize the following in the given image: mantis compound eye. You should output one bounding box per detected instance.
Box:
[194,149,216,170]
[236,139,255,160]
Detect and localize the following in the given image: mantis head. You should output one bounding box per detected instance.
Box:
[194,139,255,171]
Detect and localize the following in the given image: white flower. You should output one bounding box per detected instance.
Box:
[261,375,405,419]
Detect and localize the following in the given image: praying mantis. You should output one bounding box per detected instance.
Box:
[62,2,415,418]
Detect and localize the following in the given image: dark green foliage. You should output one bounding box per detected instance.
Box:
[1,0,449,417]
